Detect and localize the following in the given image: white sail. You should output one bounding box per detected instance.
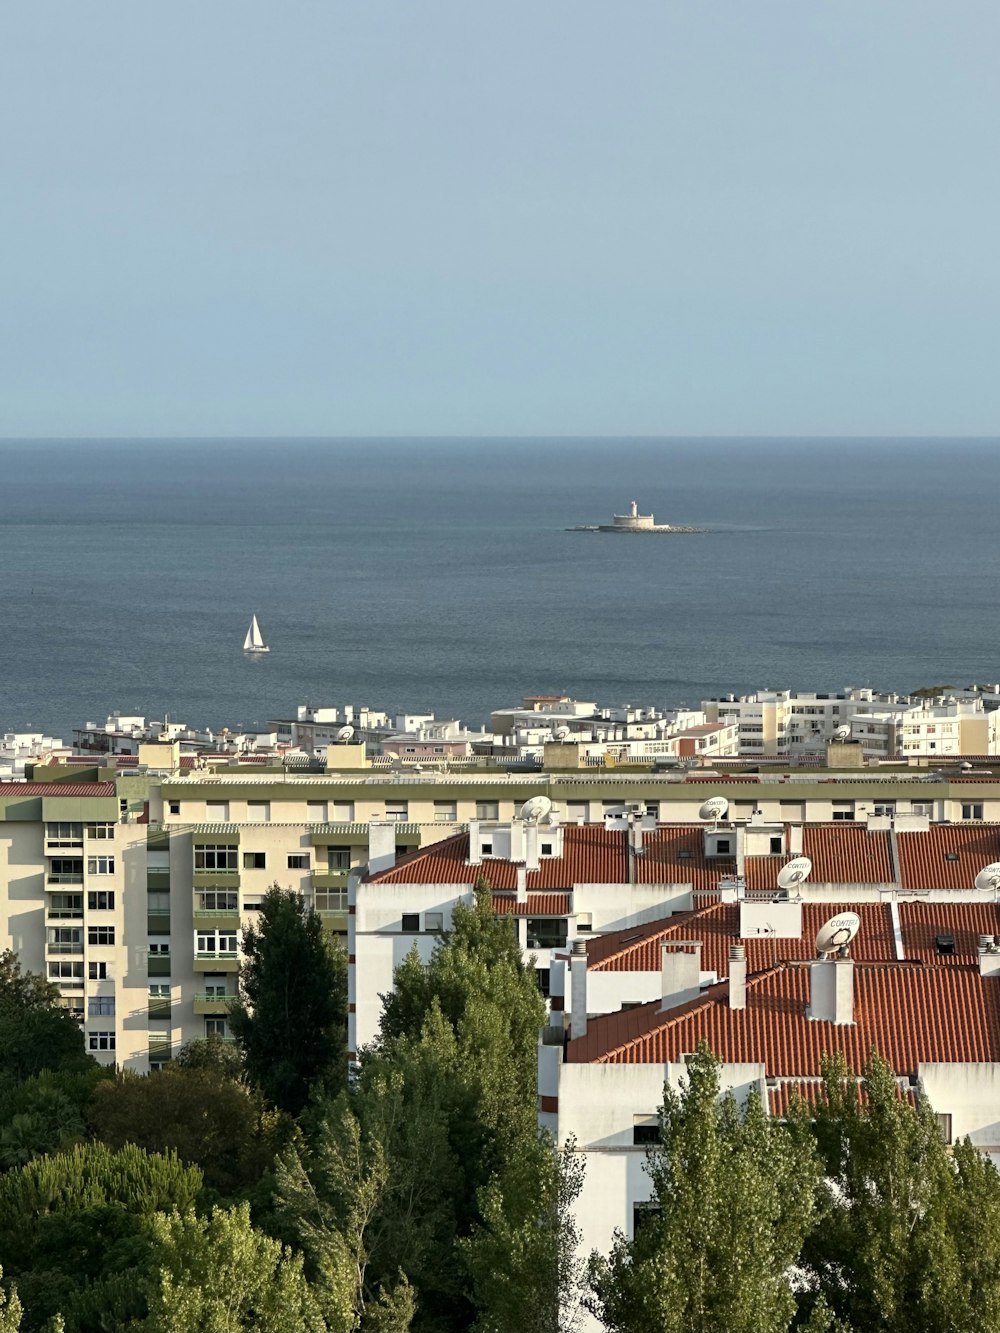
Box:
[243,615,269,652]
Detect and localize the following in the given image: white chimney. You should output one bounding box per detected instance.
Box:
[979,938,1000,977]
[516,863,527,903]
[789,824,804,855]
[467,818,481,865]
[660,941,702,1012]
[367,821,396,875]
[525,821,540,872]
[809,956,854,1025]
[728,943,747,1010]
[570,939,588,1038]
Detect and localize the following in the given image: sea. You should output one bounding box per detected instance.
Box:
[1,437,998,743]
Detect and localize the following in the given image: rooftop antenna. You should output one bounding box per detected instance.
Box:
[777,856,813,896]
[974,862,1000,895]
[519,795,553,823]
[698,796,729,826]
[814,912,861,957]
[336,725,354,742]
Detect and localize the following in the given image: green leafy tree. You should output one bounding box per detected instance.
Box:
[0,1267,23,1333]
[229,887,348,1115]
[0,952,91,1088]
[175,1032,246,1080]
[802,1051,1000,1333]
[0,1067,105,1171]
[137,1202,327,1333]
[89,1065,288,1196]
[588,1043,819,1333]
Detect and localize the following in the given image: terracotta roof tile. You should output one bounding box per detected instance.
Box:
[568,963,1000,1074]
[366,826,627,888]
[0,782,117,797]
[899,901,1000,965]
[801,824,895,884]
[491,892,570,917]
[767,1079,917,1117]
[635,827,736,889]
[897,825,1000,891]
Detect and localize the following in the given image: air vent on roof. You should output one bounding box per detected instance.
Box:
[935,934,955,956]
[945,852,960,862]
[678,849,692,860]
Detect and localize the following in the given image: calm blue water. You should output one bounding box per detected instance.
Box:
[0,438,998,740]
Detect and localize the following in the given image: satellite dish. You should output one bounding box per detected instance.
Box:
[520,795,553,823]
[974,862,1000,893]
[698,796,729,821]
[336,725,354,742]
[833,725,851,740]
[962,761,973,772]
[777,856,813,890]
[553,726,571,741]
[814,912,861,956]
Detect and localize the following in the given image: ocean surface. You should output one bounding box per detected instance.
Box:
[1,438,998,743]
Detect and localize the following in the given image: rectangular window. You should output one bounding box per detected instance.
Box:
[385,801,408,822]
[149,984,170,998]
[769,837,783,854]
[49,961,84,981]
[47,925,83,948]
[205,1017,229,1038]
[48,858,84,882]
[936,1113,953,1145]
[424,912,444,934]
[88,891,115,911]
[481,842,493,856]
[198,890,238,911]
[86,823,115,840]
[401,913,420,932]
[204,983,228,998]
[434,801,458,822]
[832,804,855,821]
[872,803,896,818]
[196,930,238,956]
[87,856,115,875]
[535,968,551,997]
[206,801,230,821]
[148,943,170,955]
[962,803,984,821]
[287,853,310,869]
[715,838,732,855]
[912,802,933,816]
[88,1031,116,1052]
[476,801,499,821]
[307,801,328,823]
[633,1116,660,1146]
[246,801,270,823]
[194,845,239,872]
[88,996,115,1017]
[89,961,110,979]
[644,802,659,820]
[88,925,115,946]
[525,919,569,950]
[331,801,355,821]
[327,848,351,870]
[45,822,83,846]
[168,801,181,815]
[242,851,266,870]
[48,892,83,918]
[315,888,348,911]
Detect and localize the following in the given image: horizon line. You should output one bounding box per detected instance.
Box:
[1,433,999,444]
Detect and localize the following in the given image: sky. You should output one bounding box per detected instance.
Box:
[1,2,998,439]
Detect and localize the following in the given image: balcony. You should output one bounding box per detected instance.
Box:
[147,910,171,936]
[46,874,84,886]
[45,908,83,921]
[193,869,240,890]
[313,870,350,891]
[194,994,234,1015]
[146,868,171,892]
[46,943,84,955]
[147,998,172,1020]
[147,955,171,977]
[194,952,239,973]
[317,909,349,934]
[193,908,240,927]
[147,1039,174,1064]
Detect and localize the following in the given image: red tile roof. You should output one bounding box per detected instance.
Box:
[492,892,571,917]
[587,902,895,977]
[635,827,736,889]
[568,963,1000,1074]
[801,824,895,884]
[899,901,1000,965]
[366,826,628,888]
[897,825,1000,892]
[0,782,117,797]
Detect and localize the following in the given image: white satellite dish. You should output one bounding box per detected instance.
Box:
[520,795,553,823]
[962,761,973,772]
[814,912,861,956]
[698,796,729,822]
[974,862,1000,893]
[553,726,571,740]
[777,856,813,890]
[336,725,354,742]
[833,725,851,741]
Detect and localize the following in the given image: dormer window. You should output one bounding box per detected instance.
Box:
[481,842,493,856]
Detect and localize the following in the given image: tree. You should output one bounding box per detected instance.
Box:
[89,1065,288,1196]
[588,1044,819,1333]
[0,952,91,1088]
[0,1267,22,1333]
[137,1202,327,1333]
[175,1032,246,1080]
[0,1068,105,1172]
[801,1051,1000,1333]
[229,888,348,1116]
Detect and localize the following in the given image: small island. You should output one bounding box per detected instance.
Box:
[566,499,705,534]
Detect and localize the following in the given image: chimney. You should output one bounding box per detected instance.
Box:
[728,943,747,1010]
[516,863,527,903]
[660,941,702,1012]
[809,954,854,1024]
[468,819,481,865]
[570,939,588,1039]
[789,824,804,855]
[367,821,397,876]
[979,936,1000,977]
[525,821,540,872]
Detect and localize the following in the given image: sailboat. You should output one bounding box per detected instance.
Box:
[243,614,270,654]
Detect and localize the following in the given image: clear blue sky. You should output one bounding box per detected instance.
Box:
[2,2,998,438]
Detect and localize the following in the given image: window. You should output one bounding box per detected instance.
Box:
[535,968,551,997]
[49,961,84,981]
[962,803,984,821]
[715,839,732,855]
[632,1203,660,1236]
[196,930,238,956]
[566,801,588,823]
[872,803,896,818]
[913,802,933,816]
[168,801,181,815]
[603,802,625,817]
[149,984,171,998]
[89,961,109,979]
[88,925,115,946]
[88,1031,116,1051]
[194,845,238,871]
[148,943,169,955]
[385,801,408,822]
[205,1018,229,1038]
[287,853,310,870]
[88,996,115,1017]
[401,914,420,932]
[242,851,266,870]
[327,848,351,870]
[204,983,228,998]
[86,823,115,840]
[769,837,783,855]
[49,858,83,883]
[526,919,568,950]
[48,892,82,918]
[424,912,444,934]
[434,801,458,822]
[476,801,499,821]
[541,842,553,856]
[307,801,328,822]
[47,926,83,951]
[315,888,348,911]
[645,802,659,820]
[832,804,855,821]
[198,889,238,911]
[935,934,955,956]
[633,1116,660,1146]
[46,822,83,846]
[206,801,230,821]
[936,1113,953,1145]
[481,843,493,856]
[87,856,115,875]
[331,801,355,821]
[677,849,692,860]
[88,891,115,911]
[944,851,960,863]
[247,801,270,823]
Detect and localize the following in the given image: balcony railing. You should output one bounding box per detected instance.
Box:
[47,874,84,885]
[193,908,240,920]
[46,943,84,955]
[46,909,83,920]
[195,951,239,961]
[147,999,172,1019]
